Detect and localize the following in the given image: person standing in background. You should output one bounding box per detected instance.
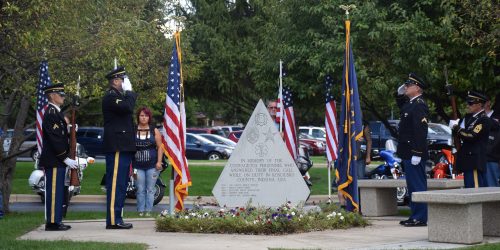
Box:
[485,94,500,187]
[133,107,163,216]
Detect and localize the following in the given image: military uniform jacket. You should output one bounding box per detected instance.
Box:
[486,117,500,161]
[455,111,491,172]
[39,104,69,169]
[396,95,429,160]
[102,87,137,153]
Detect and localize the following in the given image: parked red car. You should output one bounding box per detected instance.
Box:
[299,133,326,156]
[228,131,242,142]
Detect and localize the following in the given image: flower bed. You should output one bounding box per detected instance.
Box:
[156,202,368,234]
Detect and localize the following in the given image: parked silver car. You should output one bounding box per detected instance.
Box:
[2,129,38,160]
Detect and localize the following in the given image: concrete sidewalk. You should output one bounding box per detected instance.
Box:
[19,217,500,250]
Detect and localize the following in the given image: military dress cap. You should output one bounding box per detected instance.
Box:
[405,73,428,89]
[466,90,488,103]
[43,83,65,95]
[105,66,126,80]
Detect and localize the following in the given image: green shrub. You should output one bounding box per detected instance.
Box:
[156,202,369,234]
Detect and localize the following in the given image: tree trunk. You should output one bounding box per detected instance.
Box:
[0,94,30,212]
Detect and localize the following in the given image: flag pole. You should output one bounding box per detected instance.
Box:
[279,60,283,133]
[327,161,332,203]
[169,166,175,215]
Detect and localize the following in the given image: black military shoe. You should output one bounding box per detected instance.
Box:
[106,223,133,229]
[399,219,412,225]
[404,220,427,227]
[45,223,71,231]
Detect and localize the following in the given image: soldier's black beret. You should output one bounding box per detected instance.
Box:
[405,73,428,89]
[466,91,488,103]
[43,83,65,95]
[105,66,126,80]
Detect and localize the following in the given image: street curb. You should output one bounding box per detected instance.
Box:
[10,194,339,205]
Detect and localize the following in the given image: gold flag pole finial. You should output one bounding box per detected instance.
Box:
[339,4,356,19]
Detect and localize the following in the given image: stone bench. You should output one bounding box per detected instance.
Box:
[358,179,464,216]
[412,187,500,244]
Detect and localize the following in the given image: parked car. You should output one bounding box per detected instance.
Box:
[227,131,243,143]
[186,133,233,160]
[369,120,452,163]
[298,126,326,142]
[298,133,326,156]
[198,134,237,148]
[369,120,399,157]
[213,125,244,137]
[186,127,226,137]
[2,129,38,160]
[76,127,104,157]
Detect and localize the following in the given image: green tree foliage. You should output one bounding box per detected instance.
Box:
[179,0,498,125]
[0,0,171,211]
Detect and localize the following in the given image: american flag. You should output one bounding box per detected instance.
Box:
[160,32,191,211]
[325,75,339,162]
[282,86,298,160]
[36,61,52,155]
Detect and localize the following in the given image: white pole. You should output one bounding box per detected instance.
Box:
[169,168,175,215]
[114,58,117,69]
[328,161,332,203]
[279,60,283,133]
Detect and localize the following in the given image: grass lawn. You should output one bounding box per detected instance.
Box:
[0,212,146,250]
[13,161,334,196]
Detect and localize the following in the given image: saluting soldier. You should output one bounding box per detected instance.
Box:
[449,91,491,188]
[102,66,137,229]
[396,73,429,227]
[39,83,79,231]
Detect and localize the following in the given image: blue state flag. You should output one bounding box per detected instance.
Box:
[337,19,363,213]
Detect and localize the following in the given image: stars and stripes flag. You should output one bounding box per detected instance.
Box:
[282,86,298,160]
[336,19,363,213]
[325,75,339,162]
[36,61,52,155]
[160,31,191,211]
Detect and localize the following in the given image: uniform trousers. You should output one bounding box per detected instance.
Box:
[45,165,66,225]
[463,169,486,188]
[106,152,133,226]
[402,159,427,222]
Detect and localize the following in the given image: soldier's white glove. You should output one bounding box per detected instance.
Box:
[397,84,406,95]
[67,123,78,133]
[122,76,132,91]
[64,157,78,169]
[448,119,459,129]
[411,156,421,165]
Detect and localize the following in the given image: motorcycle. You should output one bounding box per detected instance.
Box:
[296,145,313,187]
[366,149,409,205]
[430,148,464,179]
[28,143,94,203]
[100,158,168,206]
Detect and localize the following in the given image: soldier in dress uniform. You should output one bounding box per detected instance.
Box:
[449,91,491,188]
[395,73,429,227]
[102,66,137,229]
[39,83,79,231]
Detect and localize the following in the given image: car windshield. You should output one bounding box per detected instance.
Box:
[299,133,315,139]
[428,123,450,135]
[201,134,236,146]
[232,127,243,131]
[192,134,214,144]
